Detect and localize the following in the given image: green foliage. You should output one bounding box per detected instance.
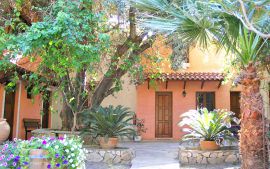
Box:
[131,0,270,71]
[82,105,136,139]
[179,108,239,142]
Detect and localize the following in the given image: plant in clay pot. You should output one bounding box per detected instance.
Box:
[0,136,86,169]
[83,105,136,149]
[134,118,147,142]
[179,108,239,150]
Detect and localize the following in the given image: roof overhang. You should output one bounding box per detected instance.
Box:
[145,72,224,90]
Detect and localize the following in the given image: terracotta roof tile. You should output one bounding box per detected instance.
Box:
[146,72,224,81]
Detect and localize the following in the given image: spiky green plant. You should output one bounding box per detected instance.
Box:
[83,105,136,139]
[179,108,239,142]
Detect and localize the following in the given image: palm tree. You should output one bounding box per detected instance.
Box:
[131,0,269,168]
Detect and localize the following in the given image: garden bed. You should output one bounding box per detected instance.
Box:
[179,146,240,165]
[84,146,135,169]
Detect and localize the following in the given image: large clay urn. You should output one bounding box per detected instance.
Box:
[0,118,10,143]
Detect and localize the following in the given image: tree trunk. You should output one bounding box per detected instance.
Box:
[60,95,73,130]
[239,63,268,169]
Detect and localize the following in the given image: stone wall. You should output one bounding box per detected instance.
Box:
[85,147,135,169]
[179,147,240,165]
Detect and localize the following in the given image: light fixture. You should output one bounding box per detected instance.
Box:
[182,90,187,97]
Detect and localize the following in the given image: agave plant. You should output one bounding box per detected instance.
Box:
[83,105,136,139]
[179,108,239,142]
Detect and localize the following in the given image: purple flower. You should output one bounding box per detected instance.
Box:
[55,163,60,167]
[13,162,17,166]
[17,167,21,169]
[10,154,14,158]
[23,161,29,165]
[63,160,68,165]
[1,155,5,159]
[58,137,64,141]
[3,162,7,166]
[47,164,51,168]
[4,144,8,148]
[50,137,55,141]
[14,156,20,162]
[61,156,65,159]
[55,154,59,158]
[42,140,47,145]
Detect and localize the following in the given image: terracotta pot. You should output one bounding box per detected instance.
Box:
[134,135,142,142]
[29,149,49,169]
[200,141,220,150]
[99,137,118,149]
[0,119,10,144]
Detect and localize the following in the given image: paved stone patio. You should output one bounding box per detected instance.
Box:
[123,141,240,169]
[86,141,241,169]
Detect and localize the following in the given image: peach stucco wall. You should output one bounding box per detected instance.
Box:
[136,80,241,140]
[143,37,227,73]
[0,81,44,139]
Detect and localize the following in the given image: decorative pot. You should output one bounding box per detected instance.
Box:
[29,149,49,169]
[200,141,220,150]
[0,118,10,143]
[134,135,142,142]
[99,137,118,149]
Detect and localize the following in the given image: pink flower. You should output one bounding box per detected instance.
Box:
[42,140,47,145]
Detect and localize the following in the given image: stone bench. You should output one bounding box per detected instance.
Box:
[179,146,240,165]
[85,146,135,169]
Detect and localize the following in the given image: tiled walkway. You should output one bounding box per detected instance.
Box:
[120,141,240,169]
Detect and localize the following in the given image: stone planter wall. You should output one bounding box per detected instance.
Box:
[85,146,135,169]
[179,147,240,165]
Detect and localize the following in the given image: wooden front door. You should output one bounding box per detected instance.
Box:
[230,92,241,119]
[4,91,16,140]
[155,92,172,138]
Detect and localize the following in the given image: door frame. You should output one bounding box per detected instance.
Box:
[155,92,173,138]
[230,91,241,118]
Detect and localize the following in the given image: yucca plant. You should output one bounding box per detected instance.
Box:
[83,105,136,139]
[179,108,239,142]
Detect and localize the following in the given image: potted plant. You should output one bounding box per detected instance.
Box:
[84,105,136,149]
[0,136,86,169]
[134,118,147,142]
[179,108,239,150]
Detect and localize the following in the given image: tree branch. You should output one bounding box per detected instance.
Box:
[238,0,270,38]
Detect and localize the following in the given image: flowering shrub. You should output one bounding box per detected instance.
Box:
[0,136,86,169]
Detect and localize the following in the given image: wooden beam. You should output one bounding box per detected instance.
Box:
[201,81,205,89]
[183,81,187,90]
[147,79,150,89]
[165,80,168,89]
[218,80,222,89]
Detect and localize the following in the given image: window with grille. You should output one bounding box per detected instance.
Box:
[196,92,215,111]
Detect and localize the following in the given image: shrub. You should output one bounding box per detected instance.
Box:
[179,108,239,142]
[83,105,136,139]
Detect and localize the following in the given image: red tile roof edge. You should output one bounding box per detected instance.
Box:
[145,72,224,81]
